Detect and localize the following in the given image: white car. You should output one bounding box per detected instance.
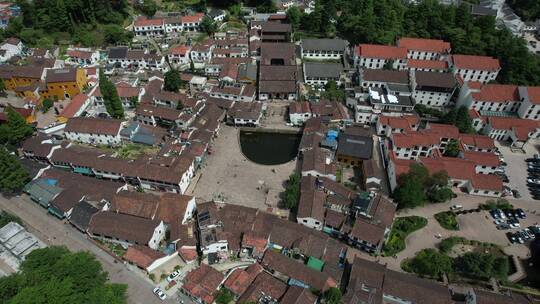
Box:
[167,270,180,282]
[153,287,167,301]
[509,222,521,229]
[450,204,463,211]
[528,178,540,185]
[494,219,505,225]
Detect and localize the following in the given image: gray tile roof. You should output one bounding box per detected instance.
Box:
[301,38,348,52]
[304,62,343,79]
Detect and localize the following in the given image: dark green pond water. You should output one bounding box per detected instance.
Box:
[239,131,301,165]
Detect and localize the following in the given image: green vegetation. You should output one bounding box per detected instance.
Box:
[401,248,453,279]
[434,211,459,230]
[41,98,54,113]
[164,69,185,93]
[507,0,540,21]
[443,139,460,157]
[323,287,342,304]
[135,0,158,17]
[403,245,509,282]
[479,198,513,211]
[321,81,346,102]
[0,211,23,229]
[439,236,467,254]
[414,104,443,119]
[115,144,159,159]
[383,216,428,256]
[443,106,474,134]
[200,16,218,36]
[0,246,127,303]
[0,148,30,194]
[215,288,234,304]
[455,251,509,281]
[0,107,34,147]
[99,71,124,119]
[393,164,453,209]
[283,173,301,210]
[7,0,130,47]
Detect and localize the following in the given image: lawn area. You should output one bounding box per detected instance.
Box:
[383,216,428,257]
[88,143,159,159]
[434,211,459,230]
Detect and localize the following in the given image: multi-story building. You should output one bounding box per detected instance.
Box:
[168,45,191,69]
[411,71,457,108]
[300,38,348,60]
[64,117,123,146]
[353,44,408,70]
[107,47,166,71]
[303,62,343,89]
[133,16,165,37]
[450,54,500,83]
[397,37,451,60]
[40,68,87,100]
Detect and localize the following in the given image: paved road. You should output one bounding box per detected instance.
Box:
[0,194,175,304]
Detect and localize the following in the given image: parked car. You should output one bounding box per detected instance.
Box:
[505,210,516,219]
[167,270,180,282]
[497,209,507,219]
[528,178,540,185]
[523,228,535,240]
[516,208,526,219]
[512,190,521,198]
[450,204,463,211]
[490,209,500,219]
[529,225,540,236]
[494,219,505,225]
[508,219,521,228]
[497,223,510,230]
[153,288,166,301]
[507,232,518,244]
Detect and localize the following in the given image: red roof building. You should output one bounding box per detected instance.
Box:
[397,37,451,54]
[355,44,408,60]
[451,54,500,71]
[182,264,224,304]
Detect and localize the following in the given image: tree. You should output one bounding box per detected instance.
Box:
[136,0,158,18]
[402,248,453,278]
[99,71,124,119]
[41,98,54,113]
[286,6,303,30]
[443,139,460,157]
[428,187,454,203]
[104,24,132,45]
[0,148,30,193]
[164,69,184,92]
[215,288,233,304]
[0,107,34,146]
[283,173,301,209]
[200,16,218,36]
[455,106,474,134]
[129,96,139,108]
[454,251,509,281]
[393,174,426,209]
[321,81,345,102]
[323,287,342,304]
[0,246,127,303]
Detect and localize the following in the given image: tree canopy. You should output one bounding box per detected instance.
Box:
[283,173,301,210]
[443,106,474,134]
[0,148,29,194]
[402,248,453,279]
[164,69,184,93]
[0,246,127,303]
[0,107,34,146]
[99,71,124,119]
[507,0,540,21]
[393,164,452,208]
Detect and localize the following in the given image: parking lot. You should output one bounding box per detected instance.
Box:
[497,140,540,202]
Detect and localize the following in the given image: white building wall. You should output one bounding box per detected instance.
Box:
[297,217,323,231]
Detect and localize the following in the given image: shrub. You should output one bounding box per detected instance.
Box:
[479,199,513,211]
[401,248,453,278]
[434,211,459,230]
[439,237,467,254]
[383,216,428,256]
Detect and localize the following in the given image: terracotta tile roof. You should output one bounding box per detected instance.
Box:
[355,44,407,59]
[420,156,476,181]
[59,94,89,119]
[67,49,93,60]
[169,45,191,55]
[350,217,387,246]
[297,189,326,221]
[468,109,481,119]
[471,173,503,191]
[64,117,122,136]
[289,101,311,114]
[397,37,451,53]
[471,84,520,102]
[426,123,460,139]
[181,13,204,24]
[459,134,495,150]
[391,131,440,148]
[237,272,288,303]
[182,264,224,304]
[407,59,448,70]
[452,54,500,71]
[241,232,267,254]
[88,211,161,245]
[261,250,336,291]
[123,245,165,269]
[526,86,540,105]
[384,269,453,304]
[379,114,419,131]
[487,117,540,140]
[463,151,500,167]
[281,286,317,304]
[134,16,164,27]
[46,68,79,83]
[223,263,263,296]
[179,247,198,262]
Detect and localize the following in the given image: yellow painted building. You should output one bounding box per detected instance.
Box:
[40,68,87,101]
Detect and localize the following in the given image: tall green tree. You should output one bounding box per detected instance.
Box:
[283,173,301,210]
[99,71,124,119]
[443,139,460,157]
[323,287,342,304]
[200,17,218,36]
[0,148,30,193]
[0,246,127,303]
[0,107,34,146]
[135,0,158,18]
[402,248,453,278]
[164,69,184,92]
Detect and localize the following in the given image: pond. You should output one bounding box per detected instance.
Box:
[239,130,301,165]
